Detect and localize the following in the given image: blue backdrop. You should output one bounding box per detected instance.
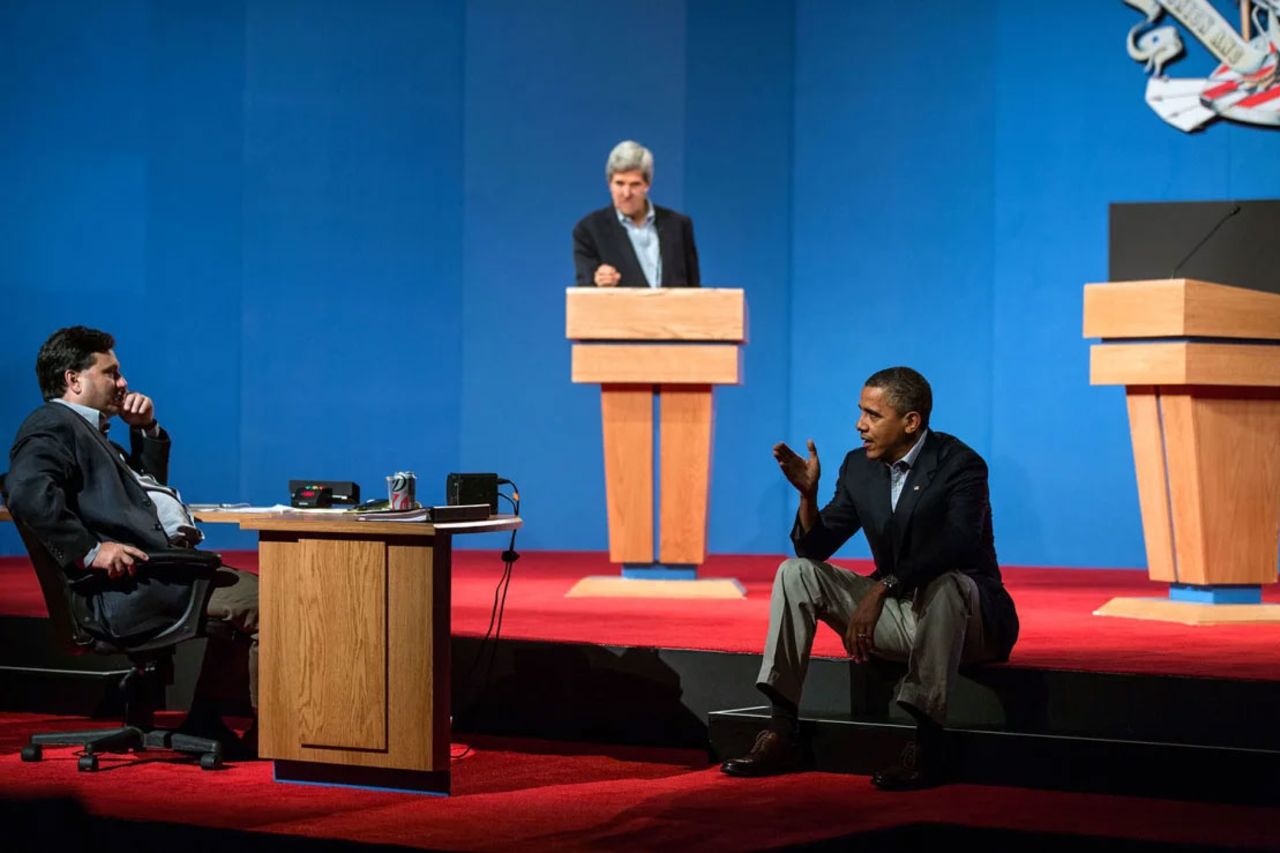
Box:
[2,1,1276,567]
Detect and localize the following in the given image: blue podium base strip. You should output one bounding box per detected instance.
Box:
[275,759,449,796]
[621,563,698,580]
[1168,584,1262,605]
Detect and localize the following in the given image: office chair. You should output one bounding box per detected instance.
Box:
[9,516,230,771]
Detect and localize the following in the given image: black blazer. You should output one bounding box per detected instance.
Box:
[572,204,700,287]
[792,431,1019,660]
[6,401,195,638]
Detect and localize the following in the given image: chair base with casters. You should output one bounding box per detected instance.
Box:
[19,650,225,771]
[2,507,239,773]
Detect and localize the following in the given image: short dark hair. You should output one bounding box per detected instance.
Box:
[36,326,115,401]
[864,366,932,428]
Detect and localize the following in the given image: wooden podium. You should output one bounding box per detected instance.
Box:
[1084,278,1280,624]
[566,287,745,598]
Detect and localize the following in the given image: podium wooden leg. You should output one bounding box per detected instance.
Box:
[1126,388,1176,582]
[1127,386,1280,586]
[601,385,653,563]
[658,385,713,565]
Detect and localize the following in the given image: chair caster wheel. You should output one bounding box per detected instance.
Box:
[199,751,222,771]
[20,744,42,762]
[78,754,99,772]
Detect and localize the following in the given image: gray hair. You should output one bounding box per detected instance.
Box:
[605,140,654,184]
[864,366,932,428]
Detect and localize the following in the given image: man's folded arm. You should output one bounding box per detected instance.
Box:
[129,423,170,484]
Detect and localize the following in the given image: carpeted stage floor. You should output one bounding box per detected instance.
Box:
[3,550,1279,681]
[1,711,1278,852]
[4,550,1280,850]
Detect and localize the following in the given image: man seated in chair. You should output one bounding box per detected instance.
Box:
[6,325,259,757]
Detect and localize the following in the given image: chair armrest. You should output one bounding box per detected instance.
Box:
[144,548,222,579]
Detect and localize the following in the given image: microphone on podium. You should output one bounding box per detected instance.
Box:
[1168,203,1241,279]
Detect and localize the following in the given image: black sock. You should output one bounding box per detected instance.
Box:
[768,698,799,739]
[899,701,943,745]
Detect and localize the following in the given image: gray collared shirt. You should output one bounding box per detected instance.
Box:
[888,429,929,511]
[53,399,202,566]
[616,201,662,287]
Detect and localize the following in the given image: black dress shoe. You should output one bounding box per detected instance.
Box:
[720,729,802,777]
[176,716,259,761]
[871,738,944,791]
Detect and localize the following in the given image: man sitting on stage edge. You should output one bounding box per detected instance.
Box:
[6,326,259,758]
[572,139,700,288]
[721,367,1019,789]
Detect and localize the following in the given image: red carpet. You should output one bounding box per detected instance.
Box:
[0,711,1277,850]
[4,550,1280,680]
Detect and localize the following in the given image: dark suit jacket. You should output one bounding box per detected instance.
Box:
[792,431,1019,660]
[572,205,700,287]
[6,401,194,639]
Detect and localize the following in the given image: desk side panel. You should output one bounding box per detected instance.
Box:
[388,538,450,771]
[262,536,387,753]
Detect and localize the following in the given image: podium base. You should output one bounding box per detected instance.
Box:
[622,563,697,579]
[1094,596,1280,625]
[565,576,746,600]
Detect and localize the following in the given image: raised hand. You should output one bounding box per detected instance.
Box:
[119,392,155,429]
[772,439,820,499]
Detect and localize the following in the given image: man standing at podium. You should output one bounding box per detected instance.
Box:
[721,367,1019,789]
[572,140,700,288]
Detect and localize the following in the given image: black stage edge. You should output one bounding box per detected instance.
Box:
[0,614,209,714]
[0,664,127,717]
[275,760,449,796]
[451,637,1280,752]
[708,707,1280,807]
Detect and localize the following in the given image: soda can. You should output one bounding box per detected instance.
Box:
[387,471,416,510]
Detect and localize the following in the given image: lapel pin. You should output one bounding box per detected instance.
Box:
[913,485,920,491]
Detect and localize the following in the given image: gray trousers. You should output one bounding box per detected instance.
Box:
[196,568,260,709]
[756,558,995,725]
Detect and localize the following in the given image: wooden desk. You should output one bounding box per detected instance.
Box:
[3,504,508,790]
[197,510,520,793]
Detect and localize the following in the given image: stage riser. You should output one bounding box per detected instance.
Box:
[450,638,768,747]
[857,660,1280,750]
[5,617,1278,758]
[0,617,127,671]
[709,710,1280,807]
[451,638,1280,753]
[0,667,125,717]
[0,617,222,716]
